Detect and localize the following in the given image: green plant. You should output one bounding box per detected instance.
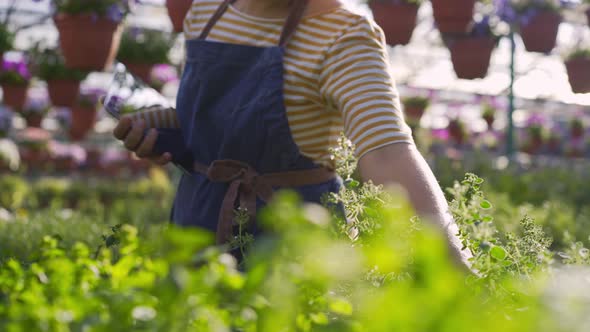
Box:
[402,96,429,109]
[28,44,87,81]
[45,0,133,22]
[0,24,14,54]
[117,27,173,64]
[482,103,496,118]
[565,48,590,61]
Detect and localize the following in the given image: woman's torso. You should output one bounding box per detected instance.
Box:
[183,0,412,168]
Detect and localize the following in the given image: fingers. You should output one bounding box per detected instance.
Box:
[150,152,172,166]
[136,128,157,158]
[112,117,171,166]
[113,116,133,140]
[123,119,146,151]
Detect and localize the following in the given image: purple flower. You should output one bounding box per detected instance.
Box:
[431,128,450,141]
[23,89,51,115]
[150,64,178,86]
[526,113,547,126]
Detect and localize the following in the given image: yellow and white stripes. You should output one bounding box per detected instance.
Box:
[157,0,413,168]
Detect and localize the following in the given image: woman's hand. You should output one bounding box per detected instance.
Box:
[112,116,172,165]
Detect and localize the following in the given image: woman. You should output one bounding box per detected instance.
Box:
[113,0,471,268]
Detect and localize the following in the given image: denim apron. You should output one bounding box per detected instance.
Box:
[162,0,342,244]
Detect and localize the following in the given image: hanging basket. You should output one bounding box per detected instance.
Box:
[166,0,193,33]
[565,57,590,94]
[431,0,475,34]
[121,62,154,84]
[368,2,418,46]
[1,83,28,110]
[68,105,97,141]
[404,106,425,121]
[519,11,561,54]
[586,9,590,28]
[25,114,44,128]
[54,14,122,71]
[47,79,81,107]
[449,36,496,79]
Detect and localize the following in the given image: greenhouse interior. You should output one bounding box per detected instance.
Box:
[1,1,590,331]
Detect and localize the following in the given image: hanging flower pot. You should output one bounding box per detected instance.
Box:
[68,104,97,141]
[166,0,194,33]
[586,9,590,28]
[21,88,50,129]
[570,119,584,139]
[519,11,561,53]
[448,119,467,145]
[481,104,496,129]
[47,80,81,107]
[0,56,31,111]
[449,36,495,79]
[1,83,28,110]
[431,0,475,34]
[54,14,123,71]
[368,1,419,46]
[121,62,154,83]
[67,88,103,141]
[564,52,590,94]
[117,27,174,85]
[402,96,429,122]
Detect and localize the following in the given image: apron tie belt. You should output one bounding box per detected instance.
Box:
[193,160,336,244]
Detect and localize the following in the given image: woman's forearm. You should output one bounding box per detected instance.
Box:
[357,143,472,268]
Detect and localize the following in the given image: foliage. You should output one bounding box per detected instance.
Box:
[28,44,88,81]
[0,24,14,54]
[482,103,496,118]
[37,0,134,22]
[1,140,590,330]
[401,96,429,109]
[117,27,173,64]
[565,48,590,61]
[0,173,589,331]
[495,0,562,25]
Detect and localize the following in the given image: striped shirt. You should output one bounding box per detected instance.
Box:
[134,0,413,168]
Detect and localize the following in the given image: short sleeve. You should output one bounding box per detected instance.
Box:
[319,16,414,159]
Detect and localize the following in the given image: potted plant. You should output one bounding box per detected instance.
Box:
[166,0,193,33]
[448,118,468,144]
[481,103,496,129]
[570,118,584,139]
[0,57,31,110]
[496,0,562,53]
[21,89,51,128]
[68,87,103,141]
[431,0,476,34]
[16,127,51,168]
[546,131,561,154]
[564,48,590,94]
[402,95,429,122]
[117,27,173,84]
[447,16,498,80]
[29,45,88,107]
[367,0,423,46]
[42,0,134,71]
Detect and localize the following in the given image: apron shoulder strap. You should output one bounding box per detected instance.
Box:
[199,0,309,48]
[198,0,236,40]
